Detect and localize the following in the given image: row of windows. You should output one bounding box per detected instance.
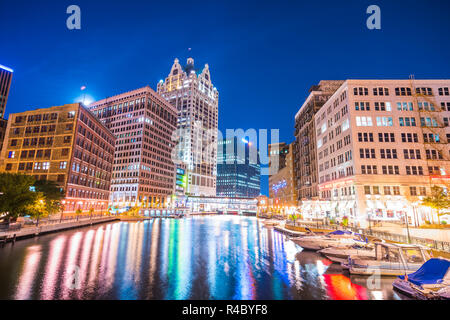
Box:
[364,185,428,196]
[353,86,450,97]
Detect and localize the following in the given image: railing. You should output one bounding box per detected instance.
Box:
[0,214,116,232]
[285,220,450,252]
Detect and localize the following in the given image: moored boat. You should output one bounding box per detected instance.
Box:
[345,243,433,276]
[291,230,367,251]
[319,244,374,264]
[392,258,450,300]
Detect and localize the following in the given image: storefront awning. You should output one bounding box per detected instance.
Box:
[337,201,347,210]
[386,200,405,211]
[375,200,385,210]
[346,200,355,209]
[365,200,374,209]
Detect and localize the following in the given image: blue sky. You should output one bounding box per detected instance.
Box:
[1,0,449,195]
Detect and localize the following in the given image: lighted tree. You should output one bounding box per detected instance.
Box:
[34,179,64,216]
[421,186,450,225]
[26,193,47,222]
[0,173,37,222]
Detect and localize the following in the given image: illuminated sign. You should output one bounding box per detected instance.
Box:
[272,180,287,194]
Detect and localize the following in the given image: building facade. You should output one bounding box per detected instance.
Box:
[89,86,178,213]
[0,64,14,152]
[313,79,450,227]
[294,81,344,205]
[268,142,289,176]
[0,64,13,119]
[217,137,260,198]
[268,143,297,215]
[157,58,219,196]
[0,103,115,215]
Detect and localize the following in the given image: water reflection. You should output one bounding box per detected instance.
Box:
[0,216,402,300]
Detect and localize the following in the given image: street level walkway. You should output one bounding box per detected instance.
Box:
[0,216,118,241]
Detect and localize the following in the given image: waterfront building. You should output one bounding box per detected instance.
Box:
[157,58,219,196]
[0,64,14,152]
[89,86,178,214]
[217,137,260,198]
[185,196,258,215]
[0,103,116,215]
[313,79,450,227]
[293,81,344,207]
[268,142,297,215]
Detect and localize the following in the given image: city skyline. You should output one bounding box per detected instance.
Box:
[2,0,450,195]
[0,0,449,306]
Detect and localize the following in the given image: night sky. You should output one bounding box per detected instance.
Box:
[1,0,449,196]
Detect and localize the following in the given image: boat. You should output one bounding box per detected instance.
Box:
[291,230,368,251]
[319,244,374,265]
[262,220,280,228]
[345,242,433,276]
[392,258,450,300]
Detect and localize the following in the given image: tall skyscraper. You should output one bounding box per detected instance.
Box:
[0,64,13,152]
[0,64,13,119]
[0,103,116,215]
[217,137,260,198]
[89,86,178,214]
[157,58,219,196]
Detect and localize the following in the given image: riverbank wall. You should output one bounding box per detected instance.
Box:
[0,217,119,243]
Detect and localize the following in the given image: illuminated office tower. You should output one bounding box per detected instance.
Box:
[89,87,178,214]
[217,137,260,198]
[157,58,219,196]
[0,64,14,151]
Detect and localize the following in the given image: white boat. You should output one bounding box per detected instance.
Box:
[345,242,433,276]
[392,258,450,300]
[319,244,374,264]
[262,220,279,228]
[291,230,368,251]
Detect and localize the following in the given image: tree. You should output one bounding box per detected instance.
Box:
[0,173,37,221]
[75,208,82,221]
[421,186,450,225]
[33,180,64,216]
[25,193,47,224]
[342,216,349,227]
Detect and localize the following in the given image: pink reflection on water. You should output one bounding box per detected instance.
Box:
[87,226,105,286]
[61,232,83,299]
[15,245,42,300]
[40,236,67,300]
[74,229,95,299]
[101,222,120,293]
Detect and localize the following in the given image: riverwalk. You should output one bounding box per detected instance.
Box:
[0,216,118,242]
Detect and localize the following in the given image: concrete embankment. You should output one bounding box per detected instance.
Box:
[0,217,119,242]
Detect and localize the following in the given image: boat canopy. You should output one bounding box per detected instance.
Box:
[327,230,368,243]
[398,258,450,287]
[328,230,352,235]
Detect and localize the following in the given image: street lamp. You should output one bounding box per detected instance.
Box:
[405,211,411,244]
[60,200,66,223]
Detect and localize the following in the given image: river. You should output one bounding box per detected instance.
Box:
[0,216,404,300]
